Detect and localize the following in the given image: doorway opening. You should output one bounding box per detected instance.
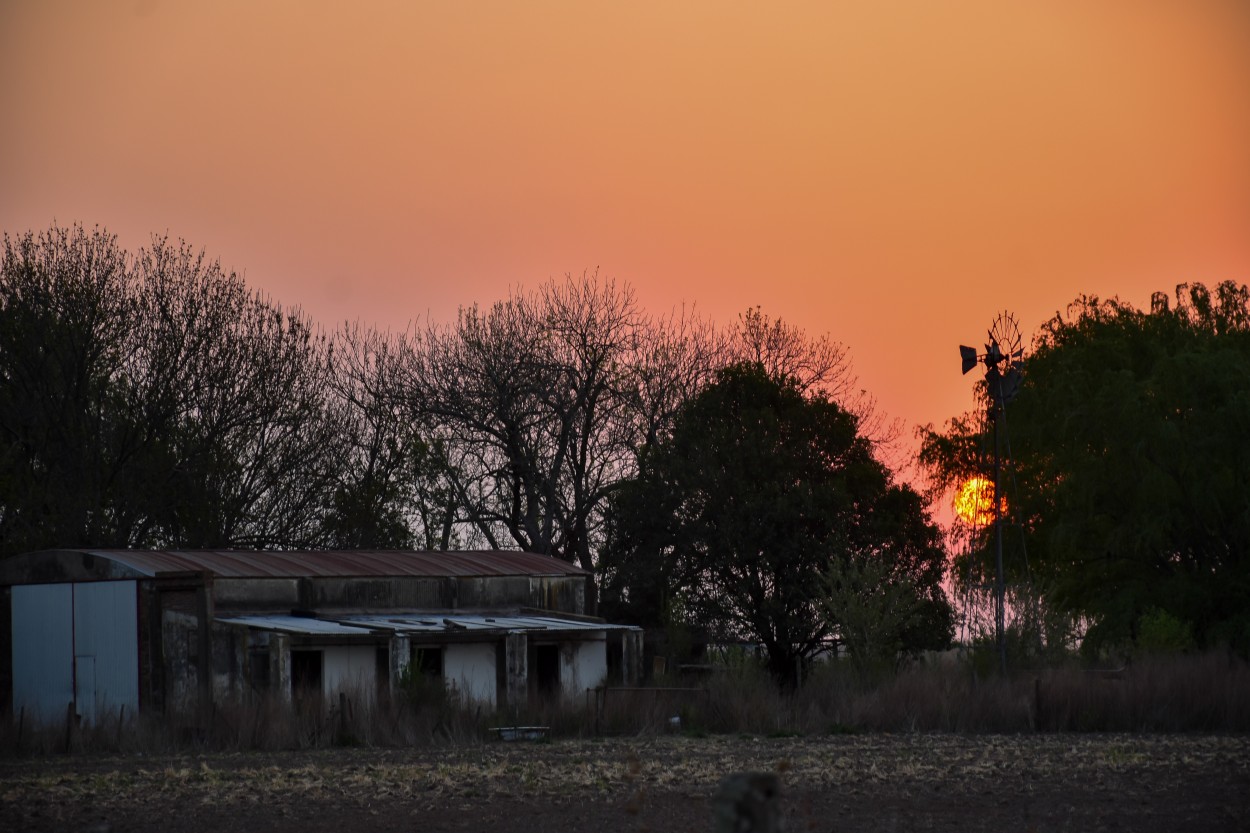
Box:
[534,644,560,697]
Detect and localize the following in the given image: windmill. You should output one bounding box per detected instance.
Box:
[960,312,1024,674]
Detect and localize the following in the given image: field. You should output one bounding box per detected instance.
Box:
[2,733,1248,833]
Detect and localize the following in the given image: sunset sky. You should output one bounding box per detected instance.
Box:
[3,1,1248,463]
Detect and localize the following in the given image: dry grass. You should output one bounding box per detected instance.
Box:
[687,650,1250,735]
[3,651,1247,757]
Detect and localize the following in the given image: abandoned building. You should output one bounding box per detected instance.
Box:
[0,548,643,725]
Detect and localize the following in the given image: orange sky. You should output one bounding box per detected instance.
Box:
[3,1,1249,463]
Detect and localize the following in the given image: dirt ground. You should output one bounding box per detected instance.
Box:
[2,733,1247,833]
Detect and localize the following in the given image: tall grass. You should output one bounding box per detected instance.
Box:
[689,649,1250,735]
[3,651,1247,757]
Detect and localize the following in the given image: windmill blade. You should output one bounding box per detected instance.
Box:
[960,345,978,374]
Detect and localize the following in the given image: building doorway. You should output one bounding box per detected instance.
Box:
[291,649,323,699]
[534,644,560,697]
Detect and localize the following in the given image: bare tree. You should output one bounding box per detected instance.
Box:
[0,226,138,554]
[730,306,852,397]
[0,225,350,557]
[397,273,650,573]
[129,237,345,548]
[326,323,476,549]
[622,303,725,456]
[729,306,899,454]
[393,273,882,623]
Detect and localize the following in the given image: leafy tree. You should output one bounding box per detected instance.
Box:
[603,363,951,685]
[920,282,1250,655]
[821,486,954,675]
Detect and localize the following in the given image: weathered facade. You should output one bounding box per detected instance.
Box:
[0,549,642,725]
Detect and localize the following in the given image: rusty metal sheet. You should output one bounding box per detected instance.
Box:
[219,614,376,636]
[219,613,639,637]
[13,549,588,580]
[339,613,639,634]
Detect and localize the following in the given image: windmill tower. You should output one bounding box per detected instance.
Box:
[960,312,1024,674]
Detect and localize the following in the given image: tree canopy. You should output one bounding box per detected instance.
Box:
[920,282,1250,655]
[0,226,361,554]
[603,363,952,684]
[4,222,931,664]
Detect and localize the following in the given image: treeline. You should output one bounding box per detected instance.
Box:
[3,225,954,680]
[0,224,852,559]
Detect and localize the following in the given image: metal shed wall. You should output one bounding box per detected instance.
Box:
[72,581,139,723]
[12,584,73,724]
[10,581,138,726]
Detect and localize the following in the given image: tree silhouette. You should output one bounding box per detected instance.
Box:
[920,282,1250,656]
[603,363,950,685]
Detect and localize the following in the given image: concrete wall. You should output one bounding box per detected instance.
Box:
[213,579,300,611]
[444,642,497,707]
[161,610,200,710]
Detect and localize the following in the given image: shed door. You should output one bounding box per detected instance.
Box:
[10,581,138,726]
[72,581,139,719]
[12,584,74,724]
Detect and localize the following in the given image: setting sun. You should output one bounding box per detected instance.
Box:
[953,476,1000,527]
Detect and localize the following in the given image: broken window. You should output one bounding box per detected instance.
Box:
[413,646,443,677]
[402,645,446,707]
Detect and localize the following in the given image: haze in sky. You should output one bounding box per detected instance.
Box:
[3,0,1248,455]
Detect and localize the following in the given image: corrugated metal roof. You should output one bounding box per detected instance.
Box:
[219,615,377,636]
[341,614,637,634]
[38,549,588,579]
[218,612,638,637]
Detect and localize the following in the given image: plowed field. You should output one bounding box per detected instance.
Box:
[3,733,1247,832]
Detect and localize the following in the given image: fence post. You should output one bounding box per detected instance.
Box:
[65,701,75,753]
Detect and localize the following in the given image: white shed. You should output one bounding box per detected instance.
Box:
[1,549,642,724]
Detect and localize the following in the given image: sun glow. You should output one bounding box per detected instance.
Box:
[953,476,1000,527]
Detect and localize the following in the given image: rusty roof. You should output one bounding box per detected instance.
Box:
[7,549,588,580]
[217,613,640,637]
